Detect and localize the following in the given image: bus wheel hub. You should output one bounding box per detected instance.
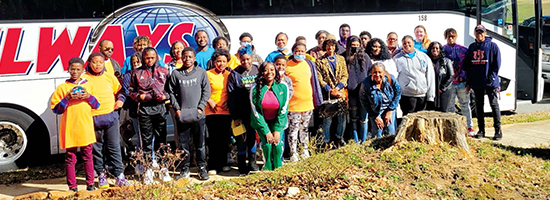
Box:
[0,122,27,163]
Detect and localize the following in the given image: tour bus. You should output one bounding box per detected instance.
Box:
[0,0,545,170]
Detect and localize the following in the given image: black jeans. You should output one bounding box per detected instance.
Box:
[93,118,123,177]
[206,115,231,171]
[399,96,427,116]
[178,118,207,168]
[138,113,167,157]
[473,87,501,131]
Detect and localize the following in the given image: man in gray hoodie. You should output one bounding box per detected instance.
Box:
[167,47,211,181]
[393,35,435,116]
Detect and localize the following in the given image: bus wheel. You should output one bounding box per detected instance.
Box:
[0,108,31,168]
[0,107,49,169]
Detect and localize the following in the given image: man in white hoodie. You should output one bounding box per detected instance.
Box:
[393,35,435,116]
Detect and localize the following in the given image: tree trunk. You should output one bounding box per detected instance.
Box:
[393,111,471,157]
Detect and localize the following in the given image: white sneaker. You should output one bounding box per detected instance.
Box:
[290,154,299,162]
[208,170,217,175]
[160,168,172,182]
[152,160,160,169]
[300,150,310,159]
[144,169,155,185]
[468,127,476,137]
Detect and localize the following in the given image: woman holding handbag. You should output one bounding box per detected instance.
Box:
[249,62,290,170]
[316,38,348,147]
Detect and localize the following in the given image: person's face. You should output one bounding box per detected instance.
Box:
[99,41,114,59]
[371,66,384,84]
[325,43,336,55]
[215,40,228,50]
[214,55,228,71]
[475,31,486,42]
[195,32,209,48]
[182,51,195,67]
[240,54,252,69]
[317,33,327,47]
[293,45,306,56]
[360,35,370,47]
[172,42,184,59]
[134,40,149,52]
[131,56,141,69]
[68,63,84,80]
[276,34,288,49]
[264,63,276,83]
[414,27,426,41]
[431,43,441,58]
[402,38,415,53]
[371,41,382,56]
[446,34,457,45]
[274,58,287,75]
[240,36,252,46]
[340,27,350,38]
[143,51,157,67]
[387,33,398,47]
[90,56,105,73]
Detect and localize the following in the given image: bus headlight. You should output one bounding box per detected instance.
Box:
[500,76,510,91]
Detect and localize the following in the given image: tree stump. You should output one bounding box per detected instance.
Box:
[393,111,471,157]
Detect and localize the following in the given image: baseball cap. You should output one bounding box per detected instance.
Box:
[475,24,486,32]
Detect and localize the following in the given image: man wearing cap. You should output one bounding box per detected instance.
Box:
[464,24,502,140]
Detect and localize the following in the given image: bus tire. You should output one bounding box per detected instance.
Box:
[0,107,49,168]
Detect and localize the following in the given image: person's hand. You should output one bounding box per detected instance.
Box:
[330,88,339,97]
[273,131,280,144]
[140,94,146,101]
[375,117,385,129]
[162,94,166,100]
[383,111,393,126]
[266,133,274,144]
[68,92,79,100]
[176,110,181,116]
[207,99,217,112]
[465,85,471,93]
[114,100,124,110]
[79,87,90,100]
[197,109,203,114]
[439,90,443,94]
[234,119,242,125]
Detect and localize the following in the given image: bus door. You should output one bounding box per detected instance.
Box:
[516,0,545,103]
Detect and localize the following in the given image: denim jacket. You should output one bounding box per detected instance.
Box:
[359,74,401,118]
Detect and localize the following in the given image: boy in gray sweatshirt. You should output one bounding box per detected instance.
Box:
[167,47,211,181]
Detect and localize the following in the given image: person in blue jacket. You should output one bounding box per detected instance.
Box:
[464,24,502,140]
[359,62,401,138]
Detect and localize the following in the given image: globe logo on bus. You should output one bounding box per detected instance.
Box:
[90,0,229,63]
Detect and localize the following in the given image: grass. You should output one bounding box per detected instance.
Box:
[61,138,550,199]
[473,110,550,128]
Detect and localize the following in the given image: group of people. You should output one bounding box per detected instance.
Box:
[51,23,503,191]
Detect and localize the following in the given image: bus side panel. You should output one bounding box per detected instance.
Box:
[0,79,60,155]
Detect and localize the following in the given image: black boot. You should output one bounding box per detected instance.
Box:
[493,128,502,141]
[475,129,485,139]
[248,153,260,172]
[237,154,249,175]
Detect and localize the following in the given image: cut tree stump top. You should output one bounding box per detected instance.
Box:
[393,111,471,157]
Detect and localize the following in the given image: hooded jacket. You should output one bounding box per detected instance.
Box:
[129,57,170,116]
[227,64,259,120]
[393,50,435,101]
[249,82,290,136]
[464,37,501,90]
[167,62,210,122]
[82,63,121,127]
[443,43,468,84]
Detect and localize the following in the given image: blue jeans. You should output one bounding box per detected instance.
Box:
[322,114,346,143]
[350,106,368,143]
[369,110,396,138]
[446,82,473,128]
